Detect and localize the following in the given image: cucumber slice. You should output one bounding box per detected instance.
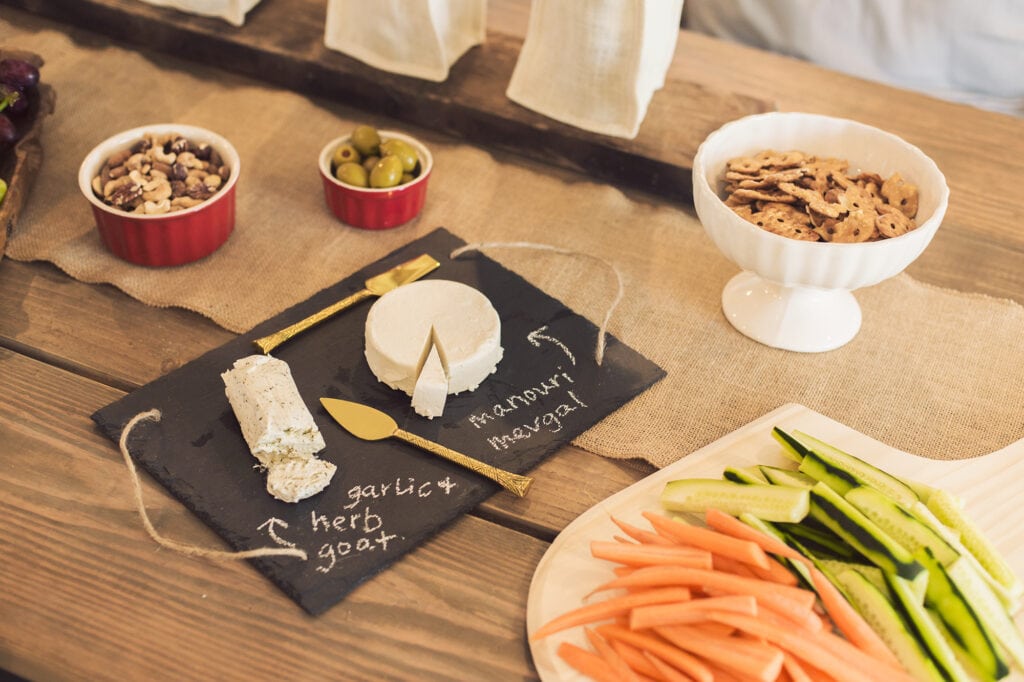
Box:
[928,487,1024,604]
[838,569,946,682]
[792,430,920,508]
[845,485,961,567]
[758,465,815,488]
[661,478,809,523]
[817,558,888,595]
[886,572,972,682]
[945,557,1024,671]
[809,482,927,596]
[771,426,809,463]
[722,465,768,484]
[914,547,1009,681]
[777,521,865,561]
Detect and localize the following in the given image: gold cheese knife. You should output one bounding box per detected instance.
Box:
[319,398,534,498]
[253,253,440,354]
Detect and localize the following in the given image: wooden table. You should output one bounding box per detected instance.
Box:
[2,3,1023,680]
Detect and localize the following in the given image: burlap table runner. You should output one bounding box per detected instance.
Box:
[5,12,1024,467]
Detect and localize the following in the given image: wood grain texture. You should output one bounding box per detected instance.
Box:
[0,349,546,681]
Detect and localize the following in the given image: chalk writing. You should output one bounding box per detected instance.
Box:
[467,367,576,430]
[276,474,460,575]
[257,517,297,548]
[342,475,459,509]
[483,390,589,451]
[527,325,576,365]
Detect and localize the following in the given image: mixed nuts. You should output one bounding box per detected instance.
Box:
[91,132,231,214]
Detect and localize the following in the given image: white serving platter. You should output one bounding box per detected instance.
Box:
[527,402,1024,681]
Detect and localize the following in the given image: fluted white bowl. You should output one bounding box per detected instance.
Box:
[693,112,949,352]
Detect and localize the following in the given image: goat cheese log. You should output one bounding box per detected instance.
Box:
[222,355,336,503]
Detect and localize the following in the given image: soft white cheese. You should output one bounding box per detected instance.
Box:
[364,280,503,401]
[411,341,448,419]
[221,355,326,467]
[265,457,337,504]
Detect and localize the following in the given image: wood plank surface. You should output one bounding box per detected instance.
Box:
[0,349,546,681]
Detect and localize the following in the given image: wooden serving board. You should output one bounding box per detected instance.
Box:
[2,0,773,201]
[528,403,1024,681]
[91,228,665,615]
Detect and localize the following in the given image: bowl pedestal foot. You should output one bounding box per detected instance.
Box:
[721,271,862,353]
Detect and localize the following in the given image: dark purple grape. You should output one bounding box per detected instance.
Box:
[0,114,18,146]
[0,58,39,89]
[0,84,27,116]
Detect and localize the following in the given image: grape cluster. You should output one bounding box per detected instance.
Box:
[0,57,41,148]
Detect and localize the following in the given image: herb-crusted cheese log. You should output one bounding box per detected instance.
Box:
[221,355,326,468]
[222,355,336,502]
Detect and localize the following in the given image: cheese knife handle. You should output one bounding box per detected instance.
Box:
[394,429,534,498]
[253,288,373,354]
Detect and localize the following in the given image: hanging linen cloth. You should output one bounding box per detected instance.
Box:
[506,0,684,139]
[324,0,486,82]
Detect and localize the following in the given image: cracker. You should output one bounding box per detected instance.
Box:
[875,203,916,238]
[720,149,919,243]
[881,172,920,218]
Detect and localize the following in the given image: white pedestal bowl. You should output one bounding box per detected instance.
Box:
[693,112,949,353]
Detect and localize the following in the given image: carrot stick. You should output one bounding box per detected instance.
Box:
[781,652,815,682]
[754,596,825,634]
[803,564,903,668]
[596,624,714,682]
[707,612,916,682]
[611,515,677,547]
[629,595,757,630]
[585,627,642,682]
[710,553,761,579]
[557,641,622,682]
[704,508,803,560]
[610,640,669,681]
[591,541,713,568]
[704,509,901,668]
[590,565,817,621]
[642,512,771,569]
[642,652,695,682]
[531,586,692,640]
[655,623,785,682]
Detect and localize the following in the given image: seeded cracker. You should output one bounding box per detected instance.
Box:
[720,150,920,242]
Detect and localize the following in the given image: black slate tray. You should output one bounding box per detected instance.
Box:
[93,227,665,615]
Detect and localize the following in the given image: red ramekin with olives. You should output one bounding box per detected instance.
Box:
[318,126,432,230]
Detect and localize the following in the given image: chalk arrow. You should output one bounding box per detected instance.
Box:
[527,325,576,366]
[257,517,297,548]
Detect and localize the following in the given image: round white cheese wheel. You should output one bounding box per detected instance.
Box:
[364,279,503,397]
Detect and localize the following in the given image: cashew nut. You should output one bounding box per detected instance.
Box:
[143,179,172,202]
[143,198,171,214]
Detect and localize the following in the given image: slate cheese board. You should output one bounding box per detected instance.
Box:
[92,227,665,615]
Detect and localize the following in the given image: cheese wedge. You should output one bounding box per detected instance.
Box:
[365,280,502,403]
[411,341,448,419]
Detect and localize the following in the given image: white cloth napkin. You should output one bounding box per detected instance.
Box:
[133,0,260,26]
[506,0,684,139]
[323,0,486,82]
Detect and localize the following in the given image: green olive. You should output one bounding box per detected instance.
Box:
[331,142,360,169]
[379,139,419,173]
[362,155,380,174]
[401,173,415,185]
[335,161,369,188]
[351,125,381,158]
[370,156,404,188]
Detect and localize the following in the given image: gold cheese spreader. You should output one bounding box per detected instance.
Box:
[320,398,534,498]
[253,253,440,354]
